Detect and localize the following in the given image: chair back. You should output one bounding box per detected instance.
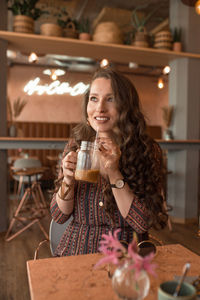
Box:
[13,157,42,183]
[49,216,73,255]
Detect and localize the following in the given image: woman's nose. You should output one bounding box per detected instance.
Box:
[96,100,106,112]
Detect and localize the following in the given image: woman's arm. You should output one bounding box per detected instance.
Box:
[50,141,77,222]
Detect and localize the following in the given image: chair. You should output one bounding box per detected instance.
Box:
[5,159,49,242]
[34,216,73,259]
[49,216,73,255]
[12,157,42,200]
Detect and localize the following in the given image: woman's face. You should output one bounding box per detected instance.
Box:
[87,78,118,134]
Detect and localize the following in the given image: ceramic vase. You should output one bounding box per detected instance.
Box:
[112,261,150,300]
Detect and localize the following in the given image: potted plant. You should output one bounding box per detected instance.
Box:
[7,97,27,137]
[77,18,91,41]
[7,0,45,33]
[161,105,174,140]
[172,27,182,52]
[131,5,160,48]
[56,8,78,38]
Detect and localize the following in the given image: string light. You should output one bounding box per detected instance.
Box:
[158,77,164,89]
[195,0,200,14]
[163,66,171,75]
[100,59,109,68]
[28,52,38,63]
[43,69,66,81]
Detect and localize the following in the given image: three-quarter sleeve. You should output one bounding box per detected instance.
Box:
[125,197,150,233]
[50,193,71,224]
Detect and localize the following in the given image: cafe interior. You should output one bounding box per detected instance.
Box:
[0,0,200,299]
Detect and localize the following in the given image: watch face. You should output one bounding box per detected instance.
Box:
[116,179,125,189]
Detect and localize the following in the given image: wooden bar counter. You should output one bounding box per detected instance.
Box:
[27,244,200,300]
[1,137,200,150]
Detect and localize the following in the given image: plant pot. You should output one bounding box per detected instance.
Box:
[13,15,34,34]
[79,32,91,41]
[163,128,174,140]
[173,42,182,52]
[9,124,17,137]
[93,22,123,44]
[132,31,149,48]
[40,23,63,37]
[154,31,173,50]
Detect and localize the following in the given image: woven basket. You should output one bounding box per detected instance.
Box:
[13,15,34,34]
[63,22,78,39]
[93,22,123,44]
[40,23,62,37]
[154,31,173,50]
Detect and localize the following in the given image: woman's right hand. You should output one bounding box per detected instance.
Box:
[62,151,77,185]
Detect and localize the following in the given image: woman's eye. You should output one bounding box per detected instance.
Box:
[107,97,114,102]
[89,96,97,102]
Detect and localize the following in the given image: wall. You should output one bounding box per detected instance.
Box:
[7,65,168,127]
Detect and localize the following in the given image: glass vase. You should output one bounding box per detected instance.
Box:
[112,261,150,300]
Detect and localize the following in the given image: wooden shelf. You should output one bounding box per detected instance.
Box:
[1,30,200,67]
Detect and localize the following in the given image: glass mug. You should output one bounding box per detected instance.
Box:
[75,141,100,183]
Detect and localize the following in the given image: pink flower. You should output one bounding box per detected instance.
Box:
[95,229,157,278]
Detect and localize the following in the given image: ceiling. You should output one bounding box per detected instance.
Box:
[7,0,170,77]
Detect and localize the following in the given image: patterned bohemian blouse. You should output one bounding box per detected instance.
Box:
[50,143,150,257]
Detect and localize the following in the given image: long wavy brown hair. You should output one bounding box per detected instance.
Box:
[66,68,168,230]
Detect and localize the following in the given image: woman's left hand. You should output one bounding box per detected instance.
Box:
[98,137,121,174]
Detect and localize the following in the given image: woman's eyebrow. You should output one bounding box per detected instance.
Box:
[89,93,114,96]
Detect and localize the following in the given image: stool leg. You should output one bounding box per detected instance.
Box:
[5,219,39,242]
[37,221,49,240]
[5,188,31,241]
[36,182,47,208]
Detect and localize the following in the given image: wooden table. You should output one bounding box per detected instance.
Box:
[27,244,200,300]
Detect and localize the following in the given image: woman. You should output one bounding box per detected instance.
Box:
[50,68,168,256]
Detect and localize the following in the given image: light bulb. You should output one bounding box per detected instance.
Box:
[158,78,164,89]
[51,72,57,81]
[163,66,170,75]
[100,59,109,68]
[195,0,200,14]
[28,52,38,63]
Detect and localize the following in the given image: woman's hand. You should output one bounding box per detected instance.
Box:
[98,137,121,174]
[62,151,77,185]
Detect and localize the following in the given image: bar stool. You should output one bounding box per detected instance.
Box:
[5,167,49,242]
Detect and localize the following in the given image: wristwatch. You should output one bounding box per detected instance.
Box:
[110,178,125,189]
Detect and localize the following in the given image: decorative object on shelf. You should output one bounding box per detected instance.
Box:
[93,22,123,44]
[63,21,78,39]
[162,105,174,140]
[95,230,156,300]
[7,97,27,137]
[40,23,62,37]
[7,0,46,33]
[56,7,78,39]
[77,18,91,41]
[172,27,182,52]
[154,30,173,50]
[131,5,160,48]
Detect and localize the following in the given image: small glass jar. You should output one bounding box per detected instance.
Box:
[75,141,99,183]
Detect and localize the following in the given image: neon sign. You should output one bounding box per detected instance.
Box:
[24,77,90,96]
